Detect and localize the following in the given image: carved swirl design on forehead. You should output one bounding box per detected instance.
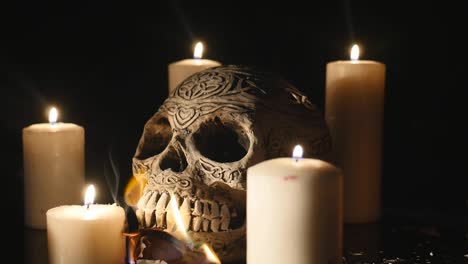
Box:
[176,70,234,100]
[162,102,252,129]
[162,67,261,129]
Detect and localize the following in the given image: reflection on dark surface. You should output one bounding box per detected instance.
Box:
[344,222,381,263]
[343,210,466,264]
[24,209,466,264]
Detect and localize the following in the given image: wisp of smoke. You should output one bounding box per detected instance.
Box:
[105,147,120,205]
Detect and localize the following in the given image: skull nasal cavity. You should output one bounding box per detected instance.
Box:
[194,117,249,162]
[160,147,188,173]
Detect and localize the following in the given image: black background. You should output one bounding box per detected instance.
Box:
[1,0,467,260]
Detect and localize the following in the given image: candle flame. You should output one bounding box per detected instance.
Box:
[292,145,303,159]
[350,44,360,61]
[84,184,95,206]
[202,244,221,264]
[49,107,58,124]
[194,42,204,59]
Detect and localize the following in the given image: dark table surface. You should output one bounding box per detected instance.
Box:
[23,208,467,264]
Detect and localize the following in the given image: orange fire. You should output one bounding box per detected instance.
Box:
[124,173,222,263]
[202,244,221,264]
[124,171,147,209]
[125,232,139,264]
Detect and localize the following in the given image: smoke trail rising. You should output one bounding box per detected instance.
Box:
[105,147,120,205]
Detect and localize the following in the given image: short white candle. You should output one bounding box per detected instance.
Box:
[47,185,126,264]
[247,145,343,264]
[168,42,221,94]
[325,44,386,223]
[23,107,85,229]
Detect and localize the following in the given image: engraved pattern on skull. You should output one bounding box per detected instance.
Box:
[133,65,331,262]
[197,158,244,187]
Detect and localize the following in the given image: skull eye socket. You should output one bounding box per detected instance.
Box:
[136,116,173,160]
[193,117,249,163]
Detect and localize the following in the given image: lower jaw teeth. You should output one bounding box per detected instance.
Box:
[202,219,210,232]
[211,219,221,232]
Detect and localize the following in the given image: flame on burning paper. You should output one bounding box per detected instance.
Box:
[124,172,147,209]
[202,244,221,264]
[124,174,222,263]
[169,193,191,243]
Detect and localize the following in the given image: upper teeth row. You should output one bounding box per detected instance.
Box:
[136,191,234,233]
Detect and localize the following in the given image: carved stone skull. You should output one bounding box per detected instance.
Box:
[133,65,331,263]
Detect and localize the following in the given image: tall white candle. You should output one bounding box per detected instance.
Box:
[47,185,126,264]
[325,44,386,223]
[247,145,343,264]
[23,107,85,229]
[168,42,221,95]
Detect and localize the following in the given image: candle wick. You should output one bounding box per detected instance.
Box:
[86,203,90,209]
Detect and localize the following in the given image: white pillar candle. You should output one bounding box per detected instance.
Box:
[247,145,343,264]
[325,44,386,223]
[47,185,126,264]
[168,42,221,95]
[23,107,85,229]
